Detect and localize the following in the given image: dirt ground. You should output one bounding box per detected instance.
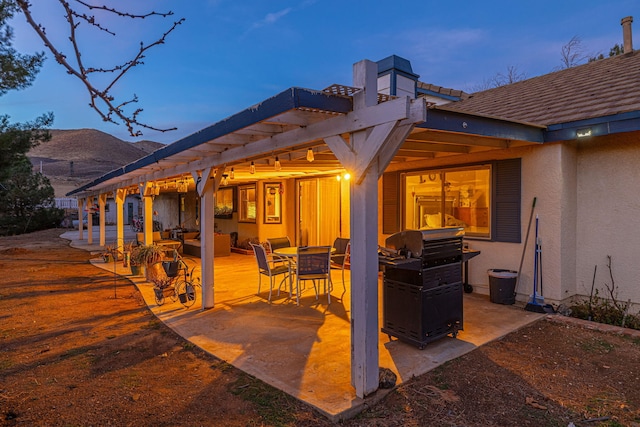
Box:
[1,229,639,427]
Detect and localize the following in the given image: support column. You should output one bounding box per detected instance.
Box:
[350,171,380,397]
[86,197,94,245]
[98,193,107,247]
[77,197,84,240]
[350,59,380,398]
[196,169,216,309]
[115,189,126,255]
[142,182,154,245]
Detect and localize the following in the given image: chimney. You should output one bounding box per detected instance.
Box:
[621,16,633,53]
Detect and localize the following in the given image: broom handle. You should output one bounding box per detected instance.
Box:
[515,197,536,294]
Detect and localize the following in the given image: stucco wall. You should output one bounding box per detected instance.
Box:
[576,133,640,305]
[377,143,577,303]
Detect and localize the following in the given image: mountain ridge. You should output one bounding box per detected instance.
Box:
[28,128,165,197]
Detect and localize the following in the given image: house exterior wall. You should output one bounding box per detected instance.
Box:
[377,142,579,304]
[153,193,181,231]
[576,132,640,306]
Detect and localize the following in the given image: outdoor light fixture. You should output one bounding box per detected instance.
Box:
[250,161,255,174]
[274,156,281,171]
[336,172,351,181]
[576,128,592,138]
[230,167,235,179]
[306,148,315,162]
[221,174,228,186]
[177,178,188,193]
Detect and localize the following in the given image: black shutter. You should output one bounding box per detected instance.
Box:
[493,158,521,243]
[382,171,400,234]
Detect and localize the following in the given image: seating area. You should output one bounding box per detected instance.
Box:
[136,231,182,254]
[181,232,231,257]
[249,237,337,306]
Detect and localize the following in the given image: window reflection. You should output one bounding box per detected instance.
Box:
[404,166,491,238]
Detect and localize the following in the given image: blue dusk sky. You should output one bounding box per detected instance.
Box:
[3,0,638,144]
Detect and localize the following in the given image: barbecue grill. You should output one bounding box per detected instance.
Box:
[380,228,464,349]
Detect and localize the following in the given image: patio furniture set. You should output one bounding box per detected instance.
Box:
[250,237,351,306]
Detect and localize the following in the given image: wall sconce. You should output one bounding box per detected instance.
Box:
[230,167,235,179]
[250,161,255,174]
[274,156,281,171]
[306,148,315,162]
[576,128,592,138]
[221,174,229,186]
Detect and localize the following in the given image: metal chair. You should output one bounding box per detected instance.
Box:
[296,246,332,304]
[331,237,350,291]
[250,243,292,303]
[265,236,291,253]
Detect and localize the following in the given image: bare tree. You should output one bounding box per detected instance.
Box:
[559,35,586,69]
[16,1,184,137]
[470,65,527,92]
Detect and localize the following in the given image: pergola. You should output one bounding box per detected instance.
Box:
[69,59,543,397]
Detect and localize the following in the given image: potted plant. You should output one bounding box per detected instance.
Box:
[102,245,119,263]
[132,244,165,280]
[129,245,144,276]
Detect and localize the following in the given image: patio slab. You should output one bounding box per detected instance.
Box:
[63,226,544,421]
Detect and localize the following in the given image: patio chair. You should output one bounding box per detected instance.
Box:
[250,243,293,304]
[296,246,333,304]
[331,237,350,291]
[266,236,291,253]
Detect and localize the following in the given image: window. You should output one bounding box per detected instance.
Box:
[238,184,256,223]
[403,166,491,238]
[383,158,521,242]
[215,187,234,218]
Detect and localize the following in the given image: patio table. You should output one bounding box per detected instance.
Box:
[273,246,335,258]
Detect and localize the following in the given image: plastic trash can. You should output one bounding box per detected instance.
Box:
[488,269,517,304]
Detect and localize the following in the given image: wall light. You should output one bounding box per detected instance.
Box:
[250,161,255,174]
[576,128,592,138]
[306,148,315,162]
[222,174,229,186]
[274,156,281,171]
[230,167,235,179]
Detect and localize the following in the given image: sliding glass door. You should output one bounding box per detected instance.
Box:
[297,177,341,246]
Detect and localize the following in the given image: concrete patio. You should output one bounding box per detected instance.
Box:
[62,226,544,421]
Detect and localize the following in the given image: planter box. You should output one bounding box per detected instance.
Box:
[231,247,253,255]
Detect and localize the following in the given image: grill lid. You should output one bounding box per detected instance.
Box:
[385,230,424,258]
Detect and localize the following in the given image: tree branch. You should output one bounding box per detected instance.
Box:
[16,0,183,137]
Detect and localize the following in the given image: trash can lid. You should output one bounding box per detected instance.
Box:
[488,269,517,279]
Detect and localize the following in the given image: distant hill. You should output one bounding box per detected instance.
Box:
[28,128,164,197]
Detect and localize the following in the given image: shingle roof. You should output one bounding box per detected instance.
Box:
[442,50,640,126]
[417,82,469,100]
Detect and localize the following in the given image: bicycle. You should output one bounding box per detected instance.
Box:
[130,216,143,232]
[151,253,200,308]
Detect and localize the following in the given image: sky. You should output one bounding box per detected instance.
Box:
[3,0,639,144]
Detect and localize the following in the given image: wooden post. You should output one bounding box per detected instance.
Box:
[142,183,153,246]
[197,169,216,309]
[77,197,84,240]
[86,197,93,245]
[98,193,107,247]
[350,59,380,398]
[115,189,126,255]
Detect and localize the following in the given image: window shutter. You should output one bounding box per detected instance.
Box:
[382,171,400,234]
[493,159,521,243]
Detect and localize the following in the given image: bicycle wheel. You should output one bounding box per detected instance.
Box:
[175,280,197,308]
[153,287,165,306]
